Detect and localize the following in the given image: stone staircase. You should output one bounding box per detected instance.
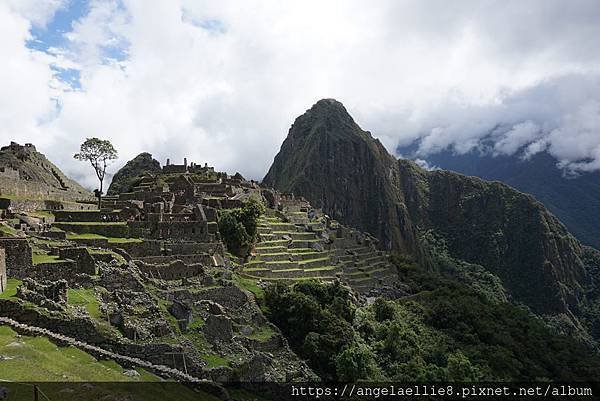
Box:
[241,210,399,292]
[242,215,342,282]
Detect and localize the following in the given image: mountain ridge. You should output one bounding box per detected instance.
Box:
[397,147,600,249]
[263,99,591,318]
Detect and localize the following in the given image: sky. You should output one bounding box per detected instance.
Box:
[1,0,600,189]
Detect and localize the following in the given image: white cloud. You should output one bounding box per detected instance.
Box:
[0,1,62,147]
[1,0,600,189]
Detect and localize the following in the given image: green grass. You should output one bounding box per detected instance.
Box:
[65,233,142,243]
[0,327,221,400]
[202,353,229,368]
[32,252,63,265]
[0,279,21,299]
[304,266,337,272]
[67,288,102,318]
[30,238,65,247]
[0,325,153,381]
[234,275,265,299]
[66,232,106,240]
[89,249,127,264]
[0,223,17,236]
[298,257,330,264]
[247,326,274,342]
[107,237,143,243]
[28,210,54,219]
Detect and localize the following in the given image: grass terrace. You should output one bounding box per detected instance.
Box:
[0,325,156,382]
[32,252,64,265]
[0,222,18,236]
[65,232,143,243]
[0,278,21,299]
[67,288,102,318]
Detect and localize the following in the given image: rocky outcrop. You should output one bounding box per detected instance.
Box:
[108,152,161,195]
[264,99,589,316]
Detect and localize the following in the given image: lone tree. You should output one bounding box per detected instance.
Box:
[74,138,118,207]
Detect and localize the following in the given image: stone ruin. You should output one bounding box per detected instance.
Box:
[0,153,398,384]
[16,278,68,311]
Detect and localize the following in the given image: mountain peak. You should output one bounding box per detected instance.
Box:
[107,152,161,195]
[0,141,92,201]
[302,98,352,123]
[310,98,347,111]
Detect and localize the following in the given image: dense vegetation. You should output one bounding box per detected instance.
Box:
[579,246,600,341]
[218,199,265,256]
[404,148,600,249]
[265,264,600,382]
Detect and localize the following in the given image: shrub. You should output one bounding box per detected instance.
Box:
[218,199,265,256]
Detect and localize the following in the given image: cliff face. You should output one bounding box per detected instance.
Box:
[264,99,588,315]
[264,99,422,255]
[398,160,586,314]
[108,153,161,195]
[398,146,600,249]
[0,142,92,201]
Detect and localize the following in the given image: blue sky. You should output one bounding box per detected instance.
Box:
[1,0,600,188]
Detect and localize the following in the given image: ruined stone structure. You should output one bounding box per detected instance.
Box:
[0,150,391,385]
[16,278,68,311]
[0,238,33,278]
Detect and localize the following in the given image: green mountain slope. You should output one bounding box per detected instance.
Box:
[263,99,588,317]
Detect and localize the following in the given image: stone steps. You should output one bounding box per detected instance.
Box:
[289,239,322,249]
[257,253,293,262]
[257,227,273,235]
[297,257,331,269]
[288,247,315,254]
[266,222,298,232]
[271,231,316,241]
[245,266,341,279]
[240,273,337,283]
[254,245,287,253]
[292,251,333,261]
[257,239,288,247]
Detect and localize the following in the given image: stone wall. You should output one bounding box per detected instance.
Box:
[0,248,6,294]
[0,198,96,213]
[0,238,33,278]
[16,278,68,311]
[33,260,78,282]
[107,240,161,257]
[58,247,96,275]
[136,254,209,265]
[100,265,146,292]
[155,221,210,241]
[53,222,129,237]
[175,286,251,310]
[53,210,112,222]
[136,260,204,280]
[165,241,224,255]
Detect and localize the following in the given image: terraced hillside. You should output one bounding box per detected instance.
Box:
[0,142,93,202]
[241,206,399,293]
